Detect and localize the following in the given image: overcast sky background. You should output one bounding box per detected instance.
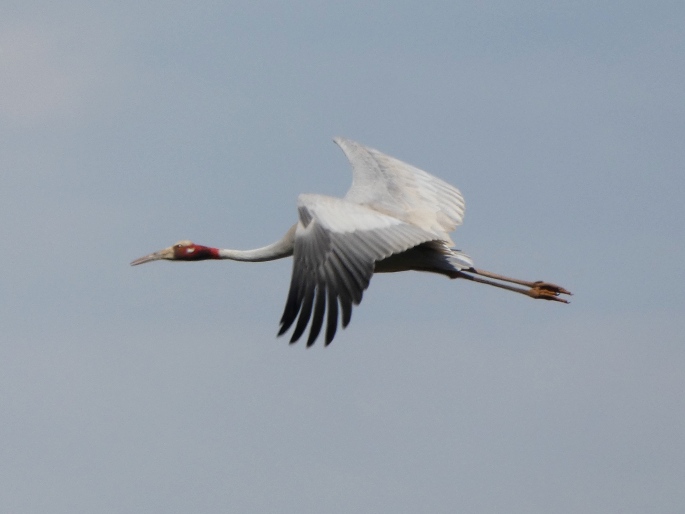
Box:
[1,1,684,513]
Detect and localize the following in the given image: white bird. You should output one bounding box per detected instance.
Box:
[131,137,571,346]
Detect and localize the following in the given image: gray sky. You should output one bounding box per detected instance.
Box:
[1,1,684,512]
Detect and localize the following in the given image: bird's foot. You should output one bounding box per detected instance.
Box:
[528,281,572,303]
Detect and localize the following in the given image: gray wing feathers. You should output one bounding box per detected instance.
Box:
[279,196,437,346]
[335,137,465,244]
[279,139,466,346]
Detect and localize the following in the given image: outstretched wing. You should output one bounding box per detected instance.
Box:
[335,137,466,245]
[278,194,437,346]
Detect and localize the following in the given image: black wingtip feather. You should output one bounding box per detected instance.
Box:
[290,285,315,343]
[278,277,303,336]
[324,288,339,345]
[306,286,326,347]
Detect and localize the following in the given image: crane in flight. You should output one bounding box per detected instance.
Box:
[131,138,571,346]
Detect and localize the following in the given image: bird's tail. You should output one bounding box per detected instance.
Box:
[448,249,474,270]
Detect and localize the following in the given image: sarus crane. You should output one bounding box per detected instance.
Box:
[131,138,571,346]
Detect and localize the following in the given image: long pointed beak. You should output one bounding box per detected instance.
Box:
[130,248,172,266]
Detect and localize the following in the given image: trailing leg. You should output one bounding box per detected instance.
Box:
[455,268,572,303]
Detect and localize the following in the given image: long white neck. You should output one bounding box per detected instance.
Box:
[217,224,296,262]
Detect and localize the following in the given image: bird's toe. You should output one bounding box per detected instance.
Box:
[529,281,572,303]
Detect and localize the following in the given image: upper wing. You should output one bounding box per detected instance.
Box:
[278,194,437,346]
[335,137,466,245]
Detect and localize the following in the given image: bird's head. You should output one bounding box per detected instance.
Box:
[130,240,219,266]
